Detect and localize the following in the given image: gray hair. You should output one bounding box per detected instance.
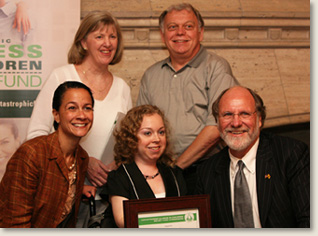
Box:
[212,86,267,128]
[159,3,204,32]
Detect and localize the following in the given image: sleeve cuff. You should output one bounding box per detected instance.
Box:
[1,1,17,16]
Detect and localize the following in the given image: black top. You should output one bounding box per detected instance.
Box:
[100,162,187,200]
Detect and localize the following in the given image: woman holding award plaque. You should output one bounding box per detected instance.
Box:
[100,105,187,228]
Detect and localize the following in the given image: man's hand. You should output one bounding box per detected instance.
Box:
[86,156,109,187]
[176,126,220,169]
[105,160,119,173]
[86,157,119,187]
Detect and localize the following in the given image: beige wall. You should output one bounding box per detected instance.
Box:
[81,0,310,128]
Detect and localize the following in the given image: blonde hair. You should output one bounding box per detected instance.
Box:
[68,11,123,65]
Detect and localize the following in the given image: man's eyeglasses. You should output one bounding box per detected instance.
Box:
[219,111,257,120]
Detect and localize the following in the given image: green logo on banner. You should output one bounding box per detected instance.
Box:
[0,90,39,118]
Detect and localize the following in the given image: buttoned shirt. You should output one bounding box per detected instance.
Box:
[229,138,262,228]
[0,132,89,228]
[137,46,238,157]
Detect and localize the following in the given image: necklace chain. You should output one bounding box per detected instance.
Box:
[144,172,160,180]
[81,68,109,93]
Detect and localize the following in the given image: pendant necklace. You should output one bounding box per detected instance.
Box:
[144,171,160,180]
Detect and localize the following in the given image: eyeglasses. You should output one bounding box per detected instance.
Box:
[219,111,257,121]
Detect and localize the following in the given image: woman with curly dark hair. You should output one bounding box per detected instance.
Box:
[101,105,187,228]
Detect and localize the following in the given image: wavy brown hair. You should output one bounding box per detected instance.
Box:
[113,105,175,167]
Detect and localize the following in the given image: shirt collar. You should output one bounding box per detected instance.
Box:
[48,131,85,160]
[161,45,206,71]
[229,137,260,174]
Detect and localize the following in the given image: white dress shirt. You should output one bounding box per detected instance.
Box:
[229,137,262,228]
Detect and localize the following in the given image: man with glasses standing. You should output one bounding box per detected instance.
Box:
[195,86,310,228]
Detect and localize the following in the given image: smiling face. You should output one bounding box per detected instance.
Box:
[53,88,93,141]
[217,87,262,158]
[81,24,118,67]
[160,9,203,63]
[135,113,167,165]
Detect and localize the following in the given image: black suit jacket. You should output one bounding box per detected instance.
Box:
[195,132,310,228]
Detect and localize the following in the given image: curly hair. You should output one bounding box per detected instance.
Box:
[113,105,175,167]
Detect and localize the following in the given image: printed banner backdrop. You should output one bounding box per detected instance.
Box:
[0,0,80,180]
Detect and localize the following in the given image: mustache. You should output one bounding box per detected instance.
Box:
[224,128,248,133]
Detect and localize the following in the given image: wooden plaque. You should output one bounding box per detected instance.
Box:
[124,194,211,228]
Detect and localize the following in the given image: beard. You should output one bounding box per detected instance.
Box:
[219,121,260,153]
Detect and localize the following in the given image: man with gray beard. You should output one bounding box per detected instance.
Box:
[195,86,309,228]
